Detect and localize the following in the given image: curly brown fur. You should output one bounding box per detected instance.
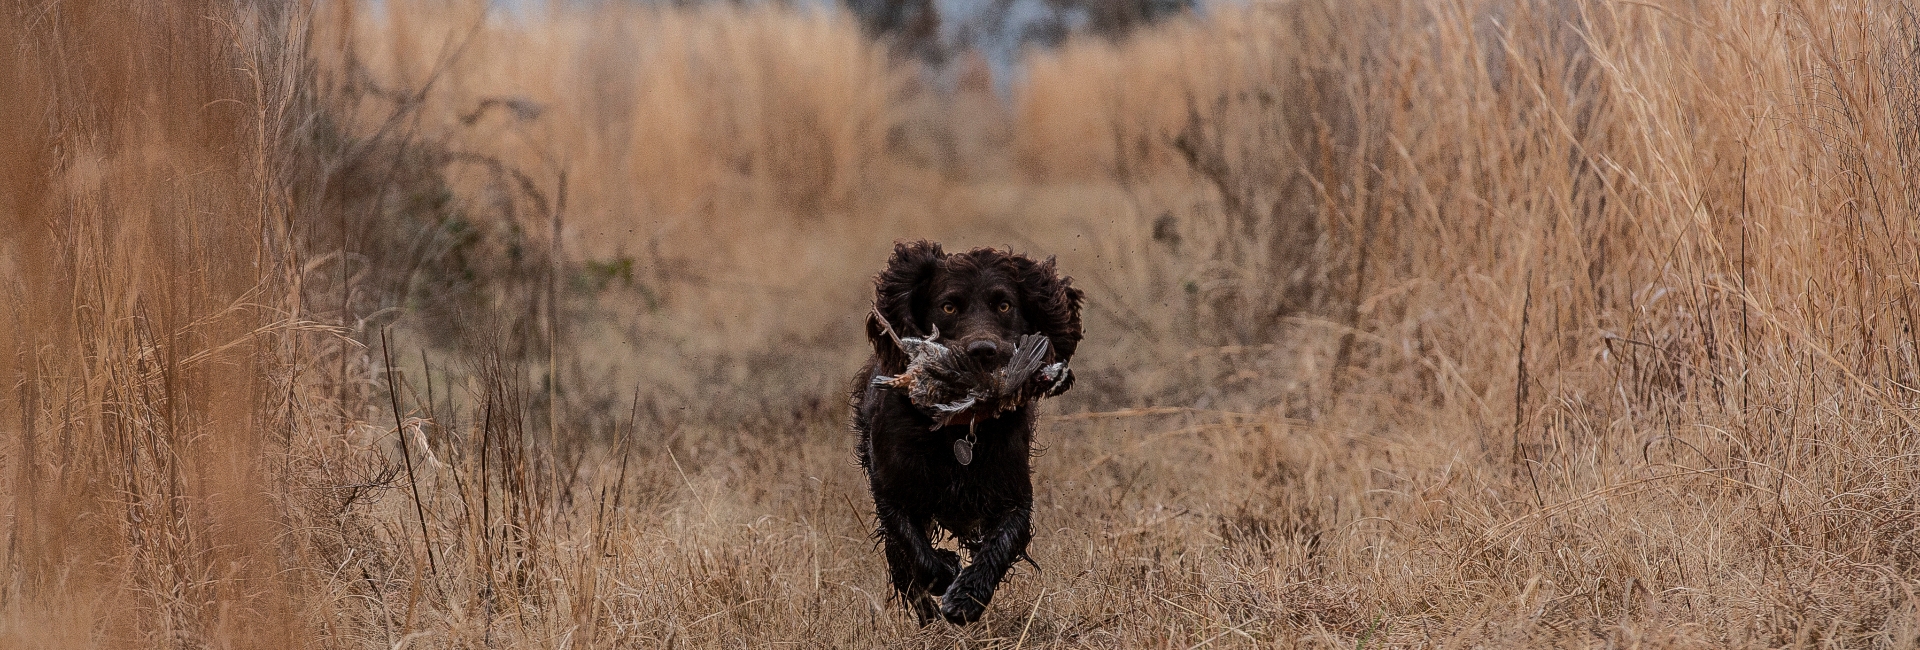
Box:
[851,240,1085,625]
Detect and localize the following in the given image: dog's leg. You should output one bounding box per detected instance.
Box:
[877,505,961,624]
[940,507,1032,624]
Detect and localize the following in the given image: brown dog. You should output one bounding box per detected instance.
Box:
[851,240,1084,624]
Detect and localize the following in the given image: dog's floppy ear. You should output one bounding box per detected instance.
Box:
[867,240,945,372]
[1011,254,1084,366]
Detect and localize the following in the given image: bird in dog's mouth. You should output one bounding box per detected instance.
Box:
[868,308,1072,431]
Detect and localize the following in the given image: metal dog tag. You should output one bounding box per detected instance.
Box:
[953,438,974,466]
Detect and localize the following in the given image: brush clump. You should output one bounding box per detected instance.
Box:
[871,326,1071,429]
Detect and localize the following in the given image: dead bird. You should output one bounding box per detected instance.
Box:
[870,322,1071,429]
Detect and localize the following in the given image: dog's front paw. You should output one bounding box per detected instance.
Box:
[939,581,991,624]
[910,590,949,625]
[927,549,961,594]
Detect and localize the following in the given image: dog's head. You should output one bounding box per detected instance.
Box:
[867,240,1084,378]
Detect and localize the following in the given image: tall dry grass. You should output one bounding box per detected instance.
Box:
[13,0,1920,647]
[0,1,309,646]
[1017,0,1920,643]
[321,0,906,224]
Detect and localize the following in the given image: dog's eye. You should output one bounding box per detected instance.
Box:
[942,303,957,314]
[997,302,1011,313]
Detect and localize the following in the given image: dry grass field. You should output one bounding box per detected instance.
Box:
[10,0,1920,646]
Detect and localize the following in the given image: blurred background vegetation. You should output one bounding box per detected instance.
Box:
[11,0,1920,647]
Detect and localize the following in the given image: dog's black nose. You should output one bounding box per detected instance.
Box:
[967,340,999,359]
